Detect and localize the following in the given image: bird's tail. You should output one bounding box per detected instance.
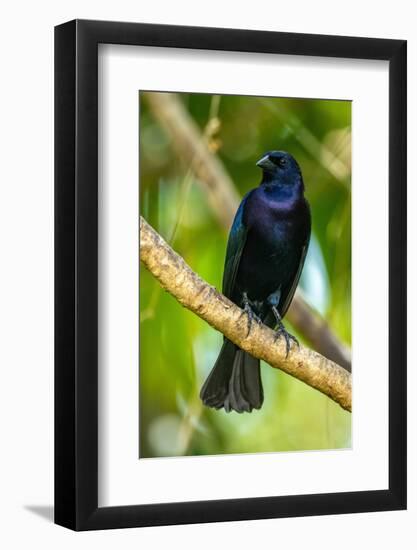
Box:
[200,339,263,413]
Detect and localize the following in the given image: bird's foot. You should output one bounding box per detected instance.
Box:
[241,292,261,336]
[271,305,299,358]
[273,325,299,358]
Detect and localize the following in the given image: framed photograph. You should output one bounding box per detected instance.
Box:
[55,19,406,530]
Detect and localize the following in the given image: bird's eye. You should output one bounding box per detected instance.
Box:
[270,156,286,168]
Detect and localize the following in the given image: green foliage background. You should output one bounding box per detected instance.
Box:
[139,92,351,458]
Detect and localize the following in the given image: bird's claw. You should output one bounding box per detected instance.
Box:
[274,326,299,358]
[241,294,261,336]
[270,304,298,357]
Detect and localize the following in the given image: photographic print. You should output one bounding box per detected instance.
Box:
[55,20,406,529]
[139,91,351,459]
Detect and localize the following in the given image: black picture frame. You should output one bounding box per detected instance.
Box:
[55,19,407,531]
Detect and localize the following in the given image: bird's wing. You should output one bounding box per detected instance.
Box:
[279,241,309,318]
[222,193,251,300]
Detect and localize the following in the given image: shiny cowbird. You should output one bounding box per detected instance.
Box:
[200,151,311,413]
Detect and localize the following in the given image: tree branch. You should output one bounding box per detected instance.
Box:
[288,292,351,372]
[140,216,351,412]
[143,91,351,372]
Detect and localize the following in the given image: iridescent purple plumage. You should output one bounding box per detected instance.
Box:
[200,151,311,413]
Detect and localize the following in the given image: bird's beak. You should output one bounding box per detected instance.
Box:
[256,155,276,172]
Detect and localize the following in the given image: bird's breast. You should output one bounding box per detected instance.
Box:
[245,190,308,247]
[236,190,310,303]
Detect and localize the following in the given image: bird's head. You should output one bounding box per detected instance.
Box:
[256,151,303,187]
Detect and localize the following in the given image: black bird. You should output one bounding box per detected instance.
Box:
[200,151,311,413]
